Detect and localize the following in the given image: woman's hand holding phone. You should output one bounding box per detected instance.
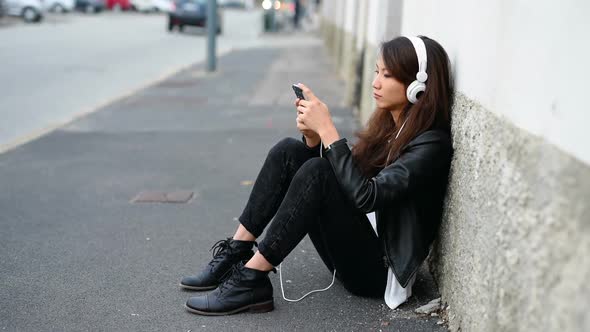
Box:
[294,96,321,147]
[294,83,340,147]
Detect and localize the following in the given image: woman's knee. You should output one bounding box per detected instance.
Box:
[289,158,335,192]
[268,137,303,159]
[298,157,332,176]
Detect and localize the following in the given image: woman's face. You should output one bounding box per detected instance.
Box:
[372,55,408,112]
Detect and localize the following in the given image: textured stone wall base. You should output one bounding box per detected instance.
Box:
[431,93,590,331]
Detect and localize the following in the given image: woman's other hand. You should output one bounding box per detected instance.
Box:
[295,84,340,146]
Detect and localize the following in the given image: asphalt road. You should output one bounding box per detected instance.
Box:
[0,9,262,152]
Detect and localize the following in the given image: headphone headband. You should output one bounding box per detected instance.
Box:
[405,36,428,82]
[404,36,428,104]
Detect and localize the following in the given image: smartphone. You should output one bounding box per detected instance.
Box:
[292,84,305,100]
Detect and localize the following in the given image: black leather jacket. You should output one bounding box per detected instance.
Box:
[307,129,452,287]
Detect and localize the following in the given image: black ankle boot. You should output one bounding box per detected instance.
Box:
[180,238,256,291]
[185,262,275,316]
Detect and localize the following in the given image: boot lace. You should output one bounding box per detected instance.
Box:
[207,238,232,267]
[217,263,277,295]
[217,264,242,294]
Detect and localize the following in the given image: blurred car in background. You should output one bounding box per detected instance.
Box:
[131,0,172,13]
[74,0,104,12]
[218,0,245,9]
[105,0,130,10]
[44,0,74,12]
[4,0,43,22]
[168,0,222,33]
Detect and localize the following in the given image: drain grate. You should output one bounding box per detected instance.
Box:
[131,190,194,204]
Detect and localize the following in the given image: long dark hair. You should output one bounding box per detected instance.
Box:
[352,36,454,178]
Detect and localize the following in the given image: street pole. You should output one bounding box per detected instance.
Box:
[206,0,217,72]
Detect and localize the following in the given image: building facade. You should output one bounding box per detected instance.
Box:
[319,1,590,331]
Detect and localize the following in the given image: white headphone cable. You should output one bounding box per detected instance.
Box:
[276,140,335,303]
[278,262,337,302]
[386,117,409,164]
[283,136,331,302]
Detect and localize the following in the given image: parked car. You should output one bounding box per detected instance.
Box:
[105,0,131,10]
[218,0,246,9]
[44,0,74,12]
[74,0,104,12]
[4,0,43,22]
[168,0,222,33]
[131,0,172,12]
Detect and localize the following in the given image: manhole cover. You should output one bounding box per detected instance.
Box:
[131,190,194,203]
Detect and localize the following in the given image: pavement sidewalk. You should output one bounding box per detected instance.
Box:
[0,33,446,331]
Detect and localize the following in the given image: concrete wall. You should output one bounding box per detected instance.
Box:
[319,0,590,331]
[433,93,590,332]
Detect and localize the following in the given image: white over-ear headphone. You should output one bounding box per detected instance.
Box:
[405,36,428,104]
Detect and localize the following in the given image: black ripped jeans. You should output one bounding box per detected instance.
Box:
[238,137,387,297]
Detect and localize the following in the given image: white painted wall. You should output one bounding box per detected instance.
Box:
[366,0,390,46]
[343,0,356,33]
[321,0,335,23]
[401,0,590,165]
[335,0,345,29]
[355,0,368,51]
[384,1,403,41]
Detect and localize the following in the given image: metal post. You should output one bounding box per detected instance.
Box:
[206,0,217,72]
[270,7,276,32]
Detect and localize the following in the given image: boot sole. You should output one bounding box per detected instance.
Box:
[184,300,274,316]
[179,283,218,291]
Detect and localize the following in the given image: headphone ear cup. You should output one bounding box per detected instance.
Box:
[406,80,426,104]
